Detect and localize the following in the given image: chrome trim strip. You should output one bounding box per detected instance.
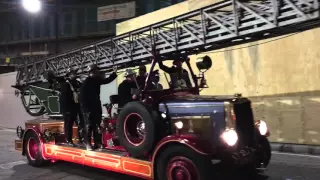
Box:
[171,116,211,119]
[167,104,220,108]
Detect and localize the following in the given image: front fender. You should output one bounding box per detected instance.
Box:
[151,134,214,179]
[152,134,213,161]
[21,128,49,160]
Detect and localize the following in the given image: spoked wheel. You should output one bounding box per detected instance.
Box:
[24,131,49,167]
[166,156,200,180]
[27,138,39,161]
[124,113,146,146]
[20,87,45,116]
[156,145,212,180]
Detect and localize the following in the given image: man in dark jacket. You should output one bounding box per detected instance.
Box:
[118,69,138,109]
[44,70,64,94]
[158,58,192,89]
[79,64,117,151]
[136,65,147,89]
[149,70,163,90]
[60,68,84,146]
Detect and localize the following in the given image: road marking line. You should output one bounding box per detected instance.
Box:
[0,161,27,169]
[272,151,320,159]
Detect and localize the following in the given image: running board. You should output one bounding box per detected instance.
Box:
[43,144,152,179]
[55,143,127,156]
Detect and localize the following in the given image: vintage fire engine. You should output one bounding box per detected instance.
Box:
[13,0,319,179]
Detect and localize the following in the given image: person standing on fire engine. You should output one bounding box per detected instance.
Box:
[149,70,163,90]
[118,69,138,110]
[158,58,192,89]
[136,65,147,89]
[60,68,84,146]
[79,64,118,151]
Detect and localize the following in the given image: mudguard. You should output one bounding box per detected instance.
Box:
[152,134,214,161]
[21,128,49,160]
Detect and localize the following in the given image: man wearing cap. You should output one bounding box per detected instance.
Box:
[158,58,192,89]
[60,68,84,146]
[79,64,117,151]
[118,69,139,109]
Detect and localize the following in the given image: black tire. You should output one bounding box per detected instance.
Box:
[24,131,49,167]
[240,136,271,175]
[156,145,212,180]
[256,136,271,167]
[21,87,46,116]
[116,102,158,158]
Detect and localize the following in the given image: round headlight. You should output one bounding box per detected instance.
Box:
[221,129,238,146]
[258,120,268,136]
[174,121,183,129]
[16,126,24,139]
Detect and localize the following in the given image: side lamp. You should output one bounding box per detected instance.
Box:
[196,55,212,88]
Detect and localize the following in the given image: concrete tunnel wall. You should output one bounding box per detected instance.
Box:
[116,0,320,145]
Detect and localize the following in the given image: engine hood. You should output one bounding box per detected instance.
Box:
[160,94,248,104]
[159,95,223,115]
[158,94,249,119]
[159,94,233,147]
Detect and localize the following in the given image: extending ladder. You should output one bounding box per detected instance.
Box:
[15,0,320,85]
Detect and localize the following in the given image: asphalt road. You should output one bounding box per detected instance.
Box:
[0,129,319,180]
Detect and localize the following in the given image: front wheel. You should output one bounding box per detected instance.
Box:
[24,131,49,167]
[241,136,271,175]
[255,136,271,168]
[155,145,212,180]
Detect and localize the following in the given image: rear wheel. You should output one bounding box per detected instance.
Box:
[156,145,212,180]
[24,131,49,167]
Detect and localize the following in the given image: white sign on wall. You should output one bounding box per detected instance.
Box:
[97,1,136,22]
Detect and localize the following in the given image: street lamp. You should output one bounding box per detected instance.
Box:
[22,0,42,13]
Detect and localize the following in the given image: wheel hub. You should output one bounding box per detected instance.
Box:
[136,121,146,136]
[167,157,199,180]
[27,138,39,160]
[123,113,146,146]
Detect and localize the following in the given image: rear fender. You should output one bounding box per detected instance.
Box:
[22,128,49,160]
